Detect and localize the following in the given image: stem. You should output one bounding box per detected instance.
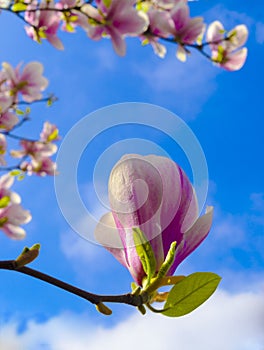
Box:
[0,260,148,307]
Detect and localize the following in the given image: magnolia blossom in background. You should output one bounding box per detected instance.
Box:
[95,154,213,286]
[0,111,19,131]
[0,174,31,239]
[11,0,248,69]
[10,122,59,176]
[25,0,63,50]
[21,157,57,176]
[2,61,48,102]
[11,140,57,159]
[206,21,248,71]
[40,122,60,142]
[82,0,149,56]
[166,0,204,61]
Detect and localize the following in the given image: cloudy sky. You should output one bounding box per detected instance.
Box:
[0,1,264,349]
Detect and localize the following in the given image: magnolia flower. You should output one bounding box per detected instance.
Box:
[0,173,31,239]
[206,21,248,71]
[25,1,63,50]
[0,173,21,204]
[2,62,48,102]
[141,9,171,58]
[95,154,213,286]
[168,0,204,61]
[0,203,31,239]
[82,0,149,56]
[11,140,57,159]
[0,111,19,131]
[21,157,57,176]
[40,122,60,142]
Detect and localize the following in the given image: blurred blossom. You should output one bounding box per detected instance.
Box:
[82,0,149,56]
[0,174,31,239]
[206,21,248,71]
[0,111,19,131]
[21,157,57,176]
[11,140,57,159]
[2,61,48,102]
[40,122,60,142]
[25,1,64,50]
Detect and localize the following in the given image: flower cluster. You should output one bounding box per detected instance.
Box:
[1,0,248,70]
[0,61,48,131]
[0,173,31,239]
[10,121,59,176]
[206,21,248,71]
[0,61,58,177]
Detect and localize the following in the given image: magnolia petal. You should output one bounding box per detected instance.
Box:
[176,44,187,61]
[227,24,248,49]
[107,27,126,56]
[206,20,224,51]
[94,212,127,268]
[0,173,14,189]
[170,206,214,274]
[223,48,248,71]
[1,223,26,239]
[46,34,64,50]
[170,1,189,32]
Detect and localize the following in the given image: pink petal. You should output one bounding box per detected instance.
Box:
[222,48,248,71]
[206,20,224,51]
[94,211,127,267]
[1,224,26,239]
[170,206,213,273]
[170,1,189,32]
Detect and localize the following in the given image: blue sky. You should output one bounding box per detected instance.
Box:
[0,1,264,349]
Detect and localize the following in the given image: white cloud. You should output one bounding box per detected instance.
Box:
[1,289,263,350]
[204,5,254,29]
[137,53,219,118]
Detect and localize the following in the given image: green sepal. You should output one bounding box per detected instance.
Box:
[102,0,111,7]
[137,305,146,315]
[156,241,176,279]
[11,2,28,11]
[132,227,156,286]
[144,241,177,294]
[0,196,10,208]
[162,272,221,317]
[15,243,41,268]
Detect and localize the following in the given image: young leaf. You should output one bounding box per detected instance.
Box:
[162,272,221,317]
[132,227,156,285]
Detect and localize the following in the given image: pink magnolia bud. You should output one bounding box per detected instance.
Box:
[95,154,213,286]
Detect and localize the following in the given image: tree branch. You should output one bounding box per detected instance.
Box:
[0,260,148,308]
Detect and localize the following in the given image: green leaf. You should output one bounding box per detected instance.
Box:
[156,241,176,279]
[132,227,156,285]
[15,109,24,115]
[162,272,221,317]
[11,2,28,11]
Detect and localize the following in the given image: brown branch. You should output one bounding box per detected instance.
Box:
[0,260,148,308]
